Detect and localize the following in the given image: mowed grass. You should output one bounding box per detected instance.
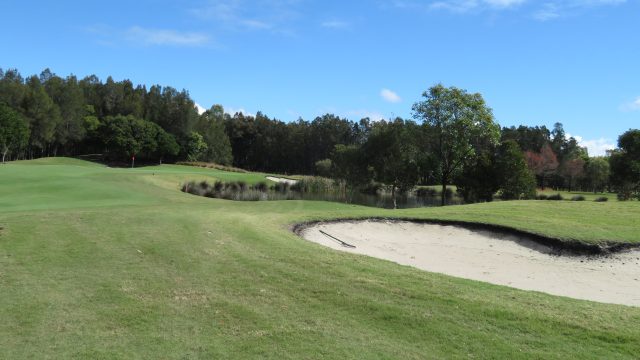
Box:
[1,158,639,359]
[537,188,618,201]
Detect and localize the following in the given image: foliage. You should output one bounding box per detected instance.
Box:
[98,115,177,163]
[412,84,500,205]
[496,140,537,200]
[194,105,233,165]
[364,118,420,208]
[525,143,559,189]
[547,193,564,200]
[571,195,586,201]
[331,144,371,192]
[584,157,610,193]
[594,196,609,202]
[186,131,208,162]
[0,103,29,163]
[610,129,640,200]
[314,158,332,177]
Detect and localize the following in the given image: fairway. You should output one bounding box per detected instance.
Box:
[1,158,640,359]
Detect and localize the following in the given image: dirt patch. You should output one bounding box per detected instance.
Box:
[297,219,640,306]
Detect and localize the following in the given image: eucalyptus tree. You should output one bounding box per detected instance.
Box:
[364,118,420,209]
[412,84,500,205]
[0,103,29,163]
[610,129,640,200]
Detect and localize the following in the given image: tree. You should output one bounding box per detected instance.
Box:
[155,129,180,164]
[364,119,419,209]
[584,157,610,193]
[315,159,332,177]
[525,143,558,189]
[560,157,585,192]
[186,132,208,162]
[22,75,62,157]
[331,144,371,198]
[610,129,640,200]
[412,84,500,205]
[0,103,29,163]
[98,115,175,164]
[195,105,233,165]
[496,141,536,200]
[455,149,499,203]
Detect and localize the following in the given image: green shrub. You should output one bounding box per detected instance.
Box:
[571,195,585,201]
[273,182,290,193]
[536,194,548,200]
[253,181,268,192]
[594,196,609,202]
[547,193,563,201]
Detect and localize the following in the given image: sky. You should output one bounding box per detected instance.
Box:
[1,0,639,156]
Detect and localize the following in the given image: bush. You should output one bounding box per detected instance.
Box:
[273,182,290,193]
[547,193,563,201]
[253,181,268,192]
[315,159,332,177]
[291,176,336,193]
[536,194,548,200]
[571,195,585,201]
[594,196,609,202]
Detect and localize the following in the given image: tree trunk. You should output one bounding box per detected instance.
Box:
[2,148,7,164]
[392,185,397,209]
[441,183,447,206]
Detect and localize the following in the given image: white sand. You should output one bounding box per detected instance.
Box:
[300,220,640,306]
[266,176,298,185]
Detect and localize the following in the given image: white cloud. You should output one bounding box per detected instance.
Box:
[195,103,207,115]
[620,96,640,112]
[225,107,255,118]
[428,0,525,12]
[392,0,626,18]
[380,88,402,103]
[532,0,627,21]
[321,20,350,29]
[126,26,210,46]
[533,3,560,20]
[346,110,387,121]
[567,133,616,156]
[190,0,300,33]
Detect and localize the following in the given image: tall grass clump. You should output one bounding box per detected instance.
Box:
[290,176,343,194]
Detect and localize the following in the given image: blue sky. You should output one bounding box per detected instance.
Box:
[1,0,639,155]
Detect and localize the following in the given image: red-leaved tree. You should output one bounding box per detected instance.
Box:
[525,144,558,189]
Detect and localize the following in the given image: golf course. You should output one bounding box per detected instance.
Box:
[1,157,639,359]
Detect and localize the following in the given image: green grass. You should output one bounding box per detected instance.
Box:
[537,188,618,201]
[1,157,639,359]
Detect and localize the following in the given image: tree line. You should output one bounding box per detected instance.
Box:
[1,68,638,202]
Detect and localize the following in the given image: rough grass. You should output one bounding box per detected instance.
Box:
[1,157,639,359]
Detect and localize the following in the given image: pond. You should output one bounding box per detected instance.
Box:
[182,180,463,209]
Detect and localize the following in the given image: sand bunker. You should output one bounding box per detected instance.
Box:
[266,176,298,185]
[299,220,640,306]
